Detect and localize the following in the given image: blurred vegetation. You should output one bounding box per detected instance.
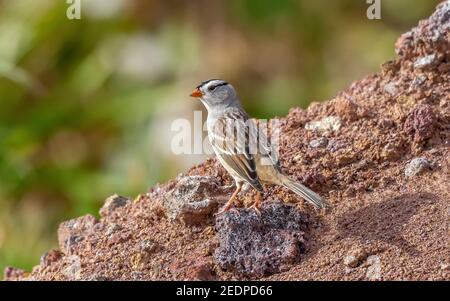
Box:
[0,0,440,272]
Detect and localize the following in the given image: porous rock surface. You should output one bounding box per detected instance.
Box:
[214,201,308,277]
[4,1,450,281]
[162,175,232,224]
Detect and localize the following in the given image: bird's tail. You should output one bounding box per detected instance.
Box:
[280,175,330,209]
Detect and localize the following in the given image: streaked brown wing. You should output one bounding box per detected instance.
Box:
[209,113,263,191]
[248,118,282,173]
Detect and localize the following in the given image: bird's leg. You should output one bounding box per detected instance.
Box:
[249,191,262,215]
[217,183,242,215]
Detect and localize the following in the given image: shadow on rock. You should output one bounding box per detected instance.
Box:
[213,200,313,278]
[337,192,437,256]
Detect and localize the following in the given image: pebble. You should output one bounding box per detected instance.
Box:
[410,74,427,88]
[3,267,25,280]
[130,252,151,270]
[163,176,231,225]
[403,104,437,143]
[343,248,367,268]
[384,82,398,96]
[414,54,438,69]
[305,116,341,134]
[99,194,131,217]
[106,223,122,236]
[63,255,82,280]
[309,137,328,148]
[366,255,382,280]
[404,158,431,178]
[140,239,158,254]
[40,250,63,266]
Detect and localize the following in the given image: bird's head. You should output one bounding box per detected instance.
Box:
[190,79,238,110]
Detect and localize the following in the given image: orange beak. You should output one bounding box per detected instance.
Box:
[189,88,203,98]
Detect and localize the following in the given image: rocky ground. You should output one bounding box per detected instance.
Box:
[4,1,449,281]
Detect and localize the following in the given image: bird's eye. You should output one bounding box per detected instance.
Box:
[208,86,215,91]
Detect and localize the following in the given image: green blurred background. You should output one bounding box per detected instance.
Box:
[0,0,440,272]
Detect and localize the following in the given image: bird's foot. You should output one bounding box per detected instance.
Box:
[247,191,262,215]
[248,203,261,215]
[216,204,240,216]
[216,184,243,216]
[248,199,262,215]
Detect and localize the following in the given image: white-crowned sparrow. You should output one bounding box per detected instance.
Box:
[190,79,329,213]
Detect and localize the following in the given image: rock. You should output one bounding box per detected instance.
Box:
[366,255,382,280]
[3,267,26,281]
[396,95,417,107]
[63,255,82,280]
[187,262,217,281]
[405,157,431,178]
[327,139,348,152]
[377,118,395,129]
[343,256,359,268]
[395,1,449,61]
[203,241,219,256]
[344,267,354,275]
[305,116,341,134]
[301,171,326,190]
[403,104,437,144]
[214,201,308,277]
[99,194,131,217]
[343,248,367,268]
[130,251,152,271]
[162,176,232,225]
[380,142,402,162]
[40,250,63,266]
[309,137,328,148]
[130,240,159,270]
[57,214,98,254]
[85,275,112,281]
[130,272,144,280]
[381,60,400,76]
[384,82,398,96]
[410,74,427,88]
[106,223,122,235]
[334,97,365,121]
[413,54,438,69]
[107,230,132,247]
[169,254,218,280]
[335,151,358,166]
[139,239,159,254]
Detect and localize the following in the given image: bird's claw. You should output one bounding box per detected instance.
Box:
[216,205,240,216]
[248,203,261,215]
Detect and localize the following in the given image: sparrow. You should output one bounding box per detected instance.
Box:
[190,79,329,213]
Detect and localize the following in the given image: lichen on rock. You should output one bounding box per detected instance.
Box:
[162,176,233,224]
[404,157,432,178]
[305,116,342,134]
[214,201,309,277]
[99,194,131,218]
